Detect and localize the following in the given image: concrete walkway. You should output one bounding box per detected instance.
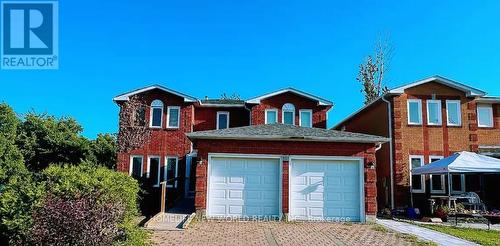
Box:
[377,219,479,246]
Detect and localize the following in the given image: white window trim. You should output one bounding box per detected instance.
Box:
[265,108,278,124]
[166,106,181,129]
[149,101,164,128]
[409,155,425,193]
[299,109,313,128]
[477,104,494,128]
[429,156,445,194]
[451,174,466,194]
[129,155,143,177]
[407,99,422,125]
[426,99,442,126]
[148,155,161,187]
[165,156,179,188]
[446,100,462,126]
[216,111,230,130]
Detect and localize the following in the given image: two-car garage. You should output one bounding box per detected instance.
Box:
[187,124,388,223]
[206,155,365,222]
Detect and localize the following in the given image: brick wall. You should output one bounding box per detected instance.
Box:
[336,99,392,209]
[335,81,500,209]
[249,92,331,128]
[477,103,500,145]
[392,83,481,206]
[193,107,250,131]
[193,139,378,216]
[116,88,194,175]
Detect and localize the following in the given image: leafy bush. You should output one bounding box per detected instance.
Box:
[29,194,125,246]
[0,103,46,244]
[89,133,117,170]
[41,163,149,245]
[16,112,92,171]
[0,173,45,244]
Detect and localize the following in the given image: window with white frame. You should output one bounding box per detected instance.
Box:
[407,99,422,125]
[410,155,425,193]
[429,156,445,194]
[477,104,494,128]
[165,157,179,188]
[299,109,312,128]
[282,103,295,125]
[148,156,161,187]
[426,100,442,125]
[446,100,462,126]
[451,174,465,194]
[167,106,180,128]
[129,155,143,178]
[216,111,229,129]
[150,100,164,128]
[265,109,278,124]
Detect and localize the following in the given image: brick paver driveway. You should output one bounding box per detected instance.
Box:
[151,221,419,246]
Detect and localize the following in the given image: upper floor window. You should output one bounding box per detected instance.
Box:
[150,100,163,128]
[282,103,295,125]
[407,99,422,125]
[265,109,278,124]
[167,106,180,128]
[446,100,461,126]
[299,109,312,128]
[217,111,229,129]
[129,155,143,179]
[410,155,425,193]
[426,100,442,125]
[477,104,494,128]
[135,106,146,126]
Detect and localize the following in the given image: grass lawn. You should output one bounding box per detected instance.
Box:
[372,224,436,246]
[420,224,500,246]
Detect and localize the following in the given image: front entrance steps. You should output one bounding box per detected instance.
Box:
[144,197,195,231]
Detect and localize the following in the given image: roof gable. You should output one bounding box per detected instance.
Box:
[246,87,333,106]
[113,85,197,102]
[388,75,486,97]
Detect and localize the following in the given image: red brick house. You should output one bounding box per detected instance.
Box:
[114,86,388,222]
[333,76,500,211]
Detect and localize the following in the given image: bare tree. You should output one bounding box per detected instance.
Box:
[357,35,394,105]
[117,95,151,153]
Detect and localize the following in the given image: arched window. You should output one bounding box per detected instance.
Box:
[282,103,295,125]
[150,100,163,127]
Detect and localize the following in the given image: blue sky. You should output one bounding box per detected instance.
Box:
[1,1,500,138]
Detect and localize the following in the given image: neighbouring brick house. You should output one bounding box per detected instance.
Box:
[333,76,500,212]
[114,86,388,222]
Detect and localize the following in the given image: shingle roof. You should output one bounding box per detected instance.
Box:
[198,99,246,107]
[113,84,197,102]
[186,124,389,143]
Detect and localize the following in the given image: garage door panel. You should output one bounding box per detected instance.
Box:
[290,159,362,222]
[208,157,280,218]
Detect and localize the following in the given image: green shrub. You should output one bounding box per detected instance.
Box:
[41,163,149,245]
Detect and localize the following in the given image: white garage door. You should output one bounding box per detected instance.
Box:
[207,156,280,218]
[290,158,364,222]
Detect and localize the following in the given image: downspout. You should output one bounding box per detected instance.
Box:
[244,104,252,125]
[381,95,395,210]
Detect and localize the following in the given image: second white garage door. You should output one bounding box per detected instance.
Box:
[207,156,280,218]
[289,158,364,222]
